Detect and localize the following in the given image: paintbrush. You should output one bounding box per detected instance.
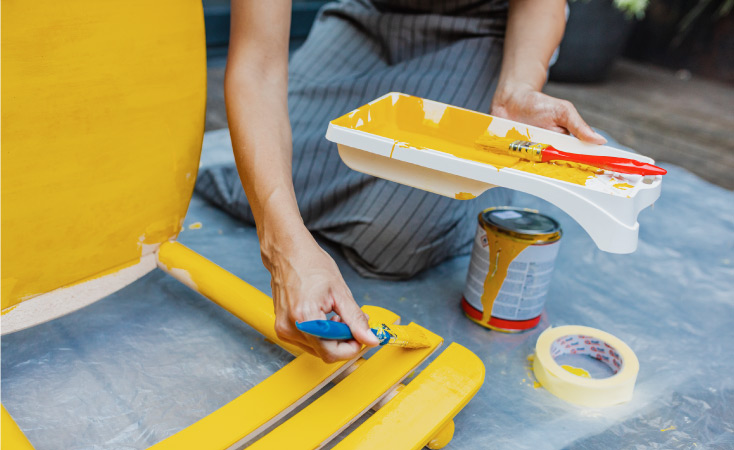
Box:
[296,320,431,349]
[475,135,667,176]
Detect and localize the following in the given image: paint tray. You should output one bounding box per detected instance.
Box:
[326,92,663,254]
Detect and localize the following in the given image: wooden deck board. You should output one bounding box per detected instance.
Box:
[545,60,734,190]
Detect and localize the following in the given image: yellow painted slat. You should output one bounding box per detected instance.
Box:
[333,343,485,450]
[153,243,402,448]
[150,353,352,450]
[156,241,298,353]
[2,405,35,450]
[1,0,206,308]
[248,326,443,449]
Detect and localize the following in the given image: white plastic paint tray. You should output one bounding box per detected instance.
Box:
[325,92,663,254]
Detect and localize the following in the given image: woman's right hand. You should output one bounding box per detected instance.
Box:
[262,226,380,362]
[226,0,378,363]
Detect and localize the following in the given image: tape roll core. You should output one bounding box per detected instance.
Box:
[533,325,639,407]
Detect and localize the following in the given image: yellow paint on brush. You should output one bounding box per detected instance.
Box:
[475,134,601,184]
[455,192,476,200]
[561,365,591,378]
[332,94,596,186]
[371,323,431,349]
[1,0,206,309]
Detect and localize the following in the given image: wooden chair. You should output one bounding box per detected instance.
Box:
[1,1,484,448]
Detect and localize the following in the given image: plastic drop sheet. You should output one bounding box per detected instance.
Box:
[2,130,734,449]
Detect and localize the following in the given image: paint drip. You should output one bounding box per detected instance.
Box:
[462,207,561,332]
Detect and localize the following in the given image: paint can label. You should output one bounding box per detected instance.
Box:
[462,207,561,331]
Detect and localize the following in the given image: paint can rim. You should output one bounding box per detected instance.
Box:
[478,206,562,244]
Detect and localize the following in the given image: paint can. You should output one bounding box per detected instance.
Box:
[461,207,562,332]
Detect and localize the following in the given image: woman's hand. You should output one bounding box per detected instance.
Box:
[225,1,378,362]
[493,0,606,145]
[263,226,380,362]
[491,83,607,144]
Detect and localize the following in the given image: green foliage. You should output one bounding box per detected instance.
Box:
[612,0,650,19]
[570,0,649,19]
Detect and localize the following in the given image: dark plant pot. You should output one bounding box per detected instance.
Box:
[549,0,635,83]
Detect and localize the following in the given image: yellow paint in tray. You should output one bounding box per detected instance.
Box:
[331,94,597,186]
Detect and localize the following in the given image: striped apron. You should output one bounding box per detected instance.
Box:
[196,0,514,279]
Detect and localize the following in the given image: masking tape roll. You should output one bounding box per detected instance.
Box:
[533,325,639,407]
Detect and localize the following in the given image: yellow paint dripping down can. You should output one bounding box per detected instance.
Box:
[461,207,562,332]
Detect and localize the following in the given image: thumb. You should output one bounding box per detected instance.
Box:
[557,102,607,145]
[334,294,380,346]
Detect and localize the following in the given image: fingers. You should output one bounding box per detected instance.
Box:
[274,314,320,355]
[303,333,363,363]
[274,296,368,362]
[555,101,607,144]
[333,291,380,347]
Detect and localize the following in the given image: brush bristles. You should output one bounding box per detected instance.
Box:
[474,135,517,152]
[372,323,431,349]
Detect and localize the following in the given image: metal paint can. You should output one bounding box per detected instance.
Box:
[461,207,562,332]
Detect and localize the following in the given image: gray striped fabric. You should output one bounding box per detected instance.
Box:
[196,0,514,279]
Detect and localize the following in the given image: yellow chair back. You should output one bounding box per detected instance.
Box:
[1,0,206,310]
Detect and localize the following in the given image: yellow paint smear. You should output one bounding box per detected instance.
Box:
[455,192,476,200]
[533,381,541,389]
[614,183,634,190]
[660,425,677,432]
[561,364,591,378]
[188,222,203,230]
[1,305,19,316]
[479,224,532,322]
[332,94,597,186]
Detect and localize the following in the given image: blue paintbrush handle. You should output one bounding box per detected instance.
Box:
[297,320,390,345]
[296,320,356,340]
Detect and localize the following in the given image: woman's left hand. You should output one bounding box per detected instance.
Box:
[491,83,607,145]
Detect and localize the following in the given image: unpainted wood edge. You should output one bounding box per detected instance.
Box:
[1,254,157,335]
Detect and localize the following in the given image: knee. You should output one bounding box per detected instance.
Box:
[334,187,514,280]
[337,214,474,280]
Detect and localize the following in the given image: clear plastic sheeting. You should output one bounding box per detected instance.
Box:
[3,135,734,448]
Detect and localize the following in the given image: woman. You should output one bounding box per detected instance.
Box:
[196,0,606,362]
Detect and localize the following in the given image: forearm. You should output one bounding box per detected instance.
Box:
[225,0,311,266]
[225,70,305,244]
[495,0,566,95]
